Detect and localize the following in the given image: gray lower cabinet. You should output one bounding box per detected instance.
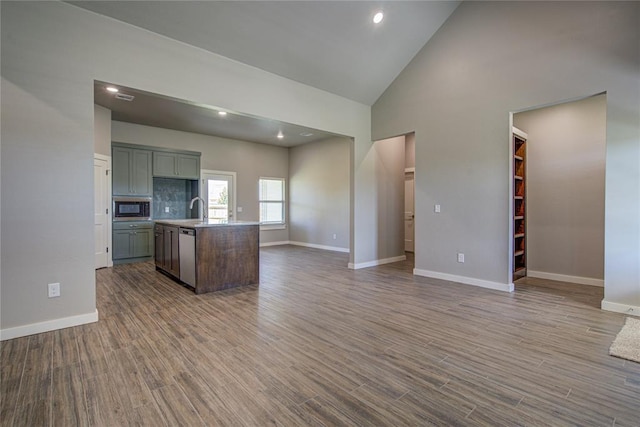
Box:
[152,151,200,179]
[112,146,152,196]
[113,221,154,262]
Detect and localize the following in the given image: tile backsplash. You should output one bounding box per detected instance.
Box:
[153,178,199,219]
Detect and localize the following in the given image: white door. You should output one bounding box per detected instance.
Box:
[404,171,415,252]
[202,170,236,220]
[94,156,110,268]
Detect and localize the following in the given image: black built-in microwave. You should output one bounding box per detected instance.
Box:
[113,197,152,221]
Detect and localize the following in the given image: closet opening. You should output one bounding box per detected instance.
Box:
[510,93,606,288]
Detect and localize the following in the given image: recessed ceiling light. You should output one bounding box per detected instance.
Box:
[300,132,314,137]
[373,11,384,24]
[106,86,119,93]
[218,111,227,117]
[277,131,284,139]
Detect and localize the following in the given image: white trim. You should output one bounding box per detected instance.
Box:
[260,241,290,247]
[528,270,604,287]
[507,119,516,283]
[260,224,287,231]
[512,126,528,139]
[413,268,515,292]
[259,240,349,253]
[348,255,407,269]
[601,300,640,317]
[0,310,99,341]
[94,153,112,268]
[289,241,349,253]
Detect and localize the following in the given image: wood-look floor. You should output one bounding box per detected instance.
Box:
[2,246,639,426]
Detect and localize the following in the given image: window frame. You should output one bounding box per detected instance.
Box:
[258,177,286,229]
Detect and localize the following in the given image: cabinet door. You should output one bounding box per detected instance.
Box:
[132,150,152,195]
[170,227,180,277]
[154,226,164,268]
[163,226,180,277]
[112,147,132,195]
[132,229,153,258]
[153,152,177,177]
[177,154,200,179]
[112,229,133,260]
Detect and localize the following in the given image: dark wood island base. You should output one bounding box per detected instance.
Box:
[194,224,259,294]
[154,220,259,294]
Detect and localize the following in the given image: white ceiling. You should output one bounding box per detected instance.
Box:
[79,1,460,147]
[72,1,460,105]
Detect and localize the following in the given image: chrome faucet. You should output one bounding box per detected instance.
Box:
[189,196,206,220]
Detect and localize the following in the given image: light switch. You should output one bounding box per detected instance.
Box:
[435,204,441,213]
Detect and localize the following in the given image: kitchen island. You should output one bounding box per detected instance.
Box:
[154,219,259,294]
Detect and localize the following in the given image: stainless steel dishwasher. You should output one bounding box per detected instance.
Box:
[179,228,196,288]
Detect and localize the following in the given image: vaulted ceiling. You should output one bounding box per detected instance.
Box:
[73,1,460,144]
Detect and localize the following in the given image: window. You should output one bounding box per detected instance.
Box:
[259,178,285,225]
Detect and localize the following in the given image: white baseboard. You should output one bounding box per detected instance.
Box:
[527,270,604,287]
[413,268,514,292]
[288,241,349,253]
[0,310,99,341]
[260,241,291,247]
[348,255,407,270]
[601,300,640,317]
[260,240,349,253]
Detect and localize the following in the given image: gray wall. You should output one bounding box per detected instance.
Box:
[514,95,606,282]
[405,132,415,169]
[289,137,350,250]
[372,1,639,306]
[1,1,371,336]
[94,104,111,156]
[112,121,290,243]
[374,136,406,260]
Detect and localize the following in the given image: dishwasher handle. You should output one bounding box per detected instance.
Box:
[180,228,195,236]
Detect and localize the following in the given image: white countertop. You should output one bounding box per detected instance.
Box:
[155,219,260,228]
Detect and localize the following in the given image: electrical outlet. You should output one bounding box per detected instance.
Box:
[332,234,337,240]
[164,206,170,213]
[48,282,60,298]
[237,207,243,213]
[457,253,465,263]
[435,204,441,213]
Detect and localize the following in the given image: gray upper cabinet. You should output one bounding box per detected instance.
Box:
[153,152,176,178]
[153,152,200,179]
[112,146,152,196]
[177,154,200,179]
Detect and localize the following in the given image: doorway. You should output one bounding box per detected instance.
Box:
[201,170,236,220]
[511,93,606,287]
[404,132,416,256]
[404,170,415,252]
[94,154,111,269]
